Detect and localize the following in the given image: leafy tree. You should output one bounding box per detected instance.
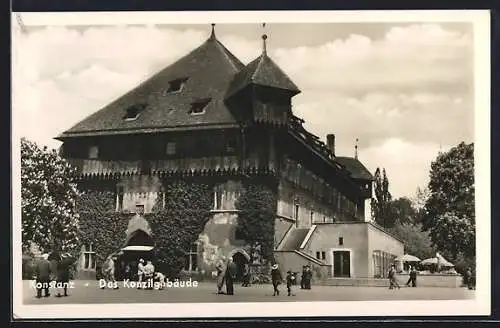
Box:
[235,181,277,264]
[389,197,417,225]
[21,138,80,254]
[422,142,475,262]
[146,181,213,278]
[390,222,436,260]
[371,168,393,228]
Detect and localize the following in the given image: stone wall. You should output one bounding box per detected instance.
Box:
[118,175,163,213]
[367,223,405,278]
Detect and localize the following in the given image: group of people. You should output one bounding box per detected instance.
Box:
[215,257,238,295]
[270,264,297,296]
[33,252,74,298]
[300,265,313,290]
[100,256,165,290]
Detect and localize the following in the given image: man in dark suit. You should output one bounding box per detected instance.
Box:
[225,258,237,295]
[35,253,52,298]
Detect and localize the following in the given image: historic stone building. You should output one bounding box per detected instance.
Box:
[56,25,403,281]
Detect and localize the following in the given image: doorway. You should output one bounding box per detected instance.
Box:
[232,251,249,282]
[333,250,351,277]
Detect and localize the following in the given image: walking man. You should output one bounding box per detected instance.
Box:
[34,253,52,298]
[406,266,417,287]
[286,270,295,296]
[271,263,282,296]
[225,258,237,295]
[388,264,400,290]
[56,253,73,297]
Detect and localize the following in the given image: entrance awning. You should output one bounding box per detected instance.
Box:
[121,245,154,252]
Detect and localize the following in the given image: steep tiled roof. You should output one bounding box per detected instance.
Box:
[226,48,301,99]
[336,157,373,181]
[58,32,245,139]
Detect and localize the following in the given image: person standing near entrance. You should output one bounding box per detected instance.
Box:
[242,263,250,287]
[271,264,282,296]
[215,259,226,294]
[300,266,306,289]
[225,258,237,295]
[137,258,145,289]
[304,265,312,290]
[34,253,52,298]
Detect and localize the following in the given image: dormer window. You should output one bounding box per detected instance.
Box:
[88,146,99,159]
[123,103,147,121]
[189,98,211,115]
[167,78,187,94]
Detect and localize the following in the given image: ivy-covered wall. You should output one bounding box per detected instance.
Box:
[235,177,278,264]
[146,180,213,278]
[76,189,129,264]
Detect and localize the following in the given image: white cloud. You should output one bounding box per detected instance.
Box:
[12,23,473,198]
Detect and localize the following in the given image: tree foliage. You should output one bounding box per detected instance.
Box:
[21,138,79,254]
[235,180,277,263]
[390,222,436,260]
[389,197,417,226]
[422,142,475,262]
[146,181,213,278]
[76,190,128,261]
[371,168,393,228]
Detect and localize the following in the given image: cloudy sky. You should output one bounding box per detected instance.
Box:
[12,17,475,199]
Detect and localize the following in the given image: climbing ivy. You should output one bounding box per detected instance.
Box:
[146,180,213,278]
[76,189,128,262]
[235,179,278,264]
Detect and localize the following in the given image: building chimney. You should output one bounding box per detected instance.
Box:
[326,134,335,156]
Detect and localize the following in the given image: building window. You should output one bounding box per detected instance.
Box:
[167,78,187,94]
[83,244,96,270]
[166,142,176,155]
[189,98,211,115]
[184,244,198,271]
[214,185,224,210]
[321,251,326,260]
[316,251,320,259]
[123,103,147,121]
[116,185,124,212]
[135,204,145,215]
[339,237,344,246]
[88,146,99,159]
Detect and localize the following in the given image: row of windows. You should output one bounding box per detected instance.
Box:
[86,137,236,160]
[315,239,345,261]
[121,78,212,121]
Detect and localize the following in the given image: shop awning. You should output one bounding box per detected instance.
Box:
[121,245,154,252]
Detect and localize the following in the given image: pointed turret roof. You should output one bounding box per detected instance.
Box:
[57,25,245,139]
[226,34,301,99]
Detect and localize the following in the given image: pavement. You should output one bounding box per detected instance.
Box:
[22,279,475,304]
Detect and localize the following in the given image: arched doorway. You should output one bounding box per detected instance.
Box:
[230,250,250,282]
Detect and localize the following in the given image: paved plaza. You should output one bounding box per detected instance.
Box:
[22,279,475,304]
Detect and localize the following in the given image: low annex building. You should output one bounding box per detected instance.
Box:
[56,25,403,281]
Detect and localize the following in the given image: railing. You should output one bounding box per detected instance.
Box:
[67,156,273,176]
